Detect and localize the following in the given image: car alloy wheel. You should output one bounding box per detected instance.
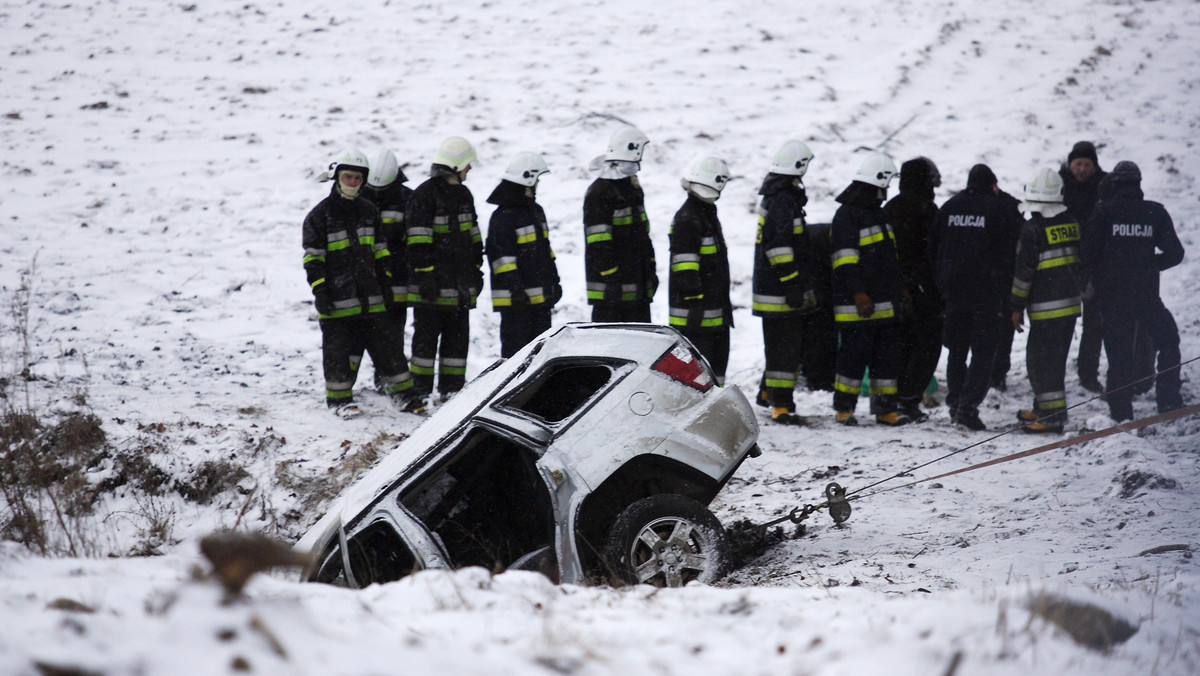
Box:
[604,494,730,587]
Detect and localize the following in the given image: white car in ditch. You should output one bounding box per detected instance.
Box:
[296,323,760,588]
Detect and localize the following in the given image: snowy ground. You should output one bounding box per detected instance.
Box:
[2,0,1199,673]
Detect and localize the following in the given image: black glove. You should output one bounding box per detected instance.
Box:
[685,301,704,333]
[547,282,562,306]
[509,288,530,308]
[314,289,334,316]
[603,281,622,302]
[783,284,807,310]
[418,275,439,303]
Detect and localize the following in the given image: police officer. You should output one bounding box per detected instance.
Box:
[302,148,418,418]
[930,164,1021,431]
[1010,167,1085,433]
[485,152,561,358]
[751,140,820,423]
[405,136,483,403]
[884,156,943,422]
[830,153,910,426]
[1081,161,1185,421]
[584,126,657,322]
[669,155,733,383]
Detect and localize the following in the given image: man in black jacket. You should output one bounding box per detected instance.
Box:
[406,136,483,402]
[584,126,657,322]
[930,164,1021,431]
[485,152,561,358]
[1060,141,1108,392]
[669,155,733,383]
[302,149,418,418]
[1080,161,1185,421]
[884,157,942,422]
[830,153,910,427]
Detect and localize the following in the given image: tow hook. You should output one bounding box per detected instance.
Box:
[756,482,852,532]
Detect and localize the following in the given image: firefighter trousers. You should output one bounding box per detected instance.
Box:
[760,315,805,410]
[833,322,901,415]
[320,313,413,406]
[411,306,471,396]
[1026,317,1076,426]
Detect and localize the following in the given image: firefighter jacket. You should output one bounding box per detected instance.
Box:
[485,180,560,311]
[1081,179,1184,306]
[752,174,819,317]
[829,181,905,325]
[884,159,940,298]
[363,180,412,304]
[583,176,657,304]
[302,185,393,320]
[1010,210,1085,322]
[668,194,731,332]
[930,185,1021,312]
[405,172,483,309]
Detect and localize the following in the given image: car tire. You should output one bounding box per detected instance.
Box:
[603,494,731,588]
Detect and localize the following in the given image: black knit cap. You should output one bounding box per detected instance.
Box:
[1110,160,1141,182]
[966,163,997,188]
[1067,141,1099,164]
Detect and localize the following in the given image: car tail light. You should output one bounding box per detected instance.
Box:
[652,343,714,392]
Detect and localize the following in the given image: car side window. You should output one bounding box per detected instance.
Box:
[500,360,624,423]
[313,521,418,587]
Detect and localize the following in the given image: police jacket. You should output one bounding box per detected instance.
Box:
[1081,179,1184,305]
[752,174,818,317]
[884,159,940,299]
[668,193,731,332]
[583,176,657,304]
[363,180,412,305]
[930,185,1020,312]
[485,180,560,311]
[1010,209,1084,322]
[405,169,483,309]
[830,181,905,325]
[302,185,392,319]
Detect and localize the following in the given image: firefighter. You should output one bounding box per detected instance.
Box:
[1010,167,1085,433]
[583,125,657,322]
[829,153,910,426]
[485,152,561,358]
[751,140,820,424]
[405,136,483,404]
[1080,161,1185,422]
[930,164,1021,431]
[302,148,419,418]
[360,147,413,386]
[669,155,733,383]
[884,156,943,422]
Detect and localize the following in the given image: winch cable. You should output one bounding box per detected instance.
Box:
[841,354,1200,505]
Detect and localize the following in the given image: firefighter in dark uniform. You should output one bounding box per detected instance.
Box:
[1010,167,1085,433]
[302,148,418,419]
[884,156,943,422]
[485,152,561,358]
[1081,161,1185,421]
[669,155,733,383]
[930,164,1020,431]
[751,140,820,424]
[829,153,910,426]
[361,147,412,387]
[584,126,657,323]
[405,136,483,403]
[1060,141,1108,392]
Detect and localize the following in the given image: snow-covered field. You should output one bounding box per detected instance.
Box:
[2,0,1199,673]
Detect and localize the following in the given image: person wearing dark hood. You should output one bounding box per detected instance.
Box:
[929,164,1021,431]
[669,155,733,384]
[751,140,820,424]
[1010,167,1085,434]
[485,152,561,358]
[405,136,483,404]
[829,153,910,427]
[1060,141,1108,392]
[583,125,657,323]
[884,156,943,422]
[302,148,420,419]
[1080,160,1185,422]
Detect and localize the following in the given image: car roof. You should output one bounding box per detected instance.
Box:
[335,323,683,521]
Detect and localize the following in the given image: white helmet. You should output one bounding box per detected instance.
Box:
[683,155,731,200]
[605,125,649,162]
[433,136,476,172]
[853,152,898,188]
[501,151,550,186]
[328,147,370,182]
[366,148,401,188]
[769,140,814,177]
[1023,166,1064,203]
